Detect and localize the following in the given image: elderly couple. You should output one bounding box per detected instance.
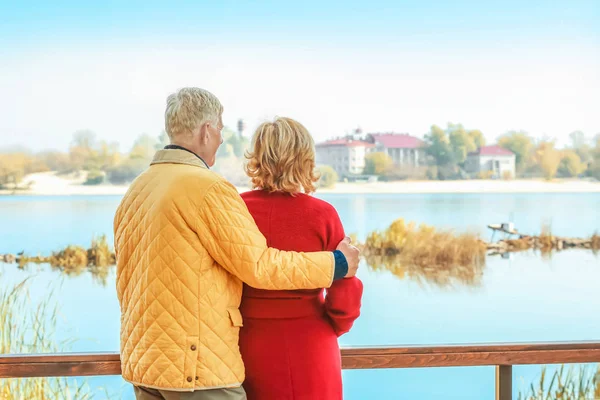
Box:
[114,87,363,400]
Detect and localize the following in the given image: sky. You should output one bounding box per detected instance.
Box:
[0,0,598,152]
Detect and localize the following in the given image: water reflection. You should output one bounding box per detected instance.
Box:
[5,262,114,287]
[358,217,598,290]
[2,214,597,292]
[365,254,484,289]
[2,235,116,287]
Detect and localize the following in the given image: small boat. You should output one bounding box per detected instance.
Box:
[487,223,519,241]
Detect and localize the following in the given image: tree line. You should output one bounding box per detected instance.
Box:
[359,124,600,181]
[0,127,249,189]
[2,124,600,190]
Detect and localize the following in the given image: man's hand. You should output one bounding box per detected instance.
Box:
[336,236,359,278]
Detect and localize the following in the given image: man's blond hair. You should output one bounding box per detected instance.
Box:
[245,117,319,194]
[164,87,223,140]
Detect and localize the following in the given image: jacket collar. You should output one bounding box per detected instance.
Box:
[151,147,209,170]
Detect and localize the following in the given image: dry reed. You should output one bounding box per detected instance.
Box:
[0,279,98,399]
[518,364,599,400]
[363,219,487,270]
[591,233,600,252]
[10,235,115,286]
[487,224,599,257]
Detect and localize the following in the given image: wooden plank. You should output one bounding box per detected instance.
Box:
[0,361,121,378]
[0,352,120,364]
[340,341,600,355]
[495,365,512,400]
[488,224,518,235]
[341,349,600,369]
[1,342,600,378]
[0,353,121,378]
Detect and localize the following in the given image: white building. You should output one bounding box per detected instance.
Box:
[365,133,427,168]
[315,138,375,177]
[465,145,516,178]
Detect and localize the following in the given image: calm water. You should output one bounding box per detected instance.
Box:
[1,193,599,399]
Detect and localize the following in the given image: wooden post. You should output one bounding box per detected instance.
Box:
[495,365,512,400]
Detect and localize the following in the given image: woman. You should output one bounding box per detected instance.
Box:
[239,117,363,400]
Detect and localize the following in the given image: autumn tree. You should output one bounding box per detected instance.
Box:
[156,130,170,150]
[447,124,477,166]
[216,128,248,159]
[364,152,393,175]
[130,133,158,160]
[38,151,72,173]
[534,141,561,180]
[317,165,338,188]
[425,125,454,167]
[558,150,585,177]
[589,134,600,180]
[498,130,534,174]
[94,141,121,170]
[68,130,97,171]
[0,151,46,187]
[468,129,486,148]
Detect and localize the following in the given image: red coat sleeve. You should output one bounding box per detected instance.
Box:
[323,205,363,337]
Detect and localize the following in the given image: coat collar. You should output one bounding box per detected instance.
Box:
[150,148,209,169]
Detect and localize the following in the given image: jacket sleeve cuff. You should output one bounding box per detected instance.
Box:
[332,250,349,281]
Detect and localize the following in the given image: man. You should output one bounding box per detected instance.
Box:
[114,87,359,400]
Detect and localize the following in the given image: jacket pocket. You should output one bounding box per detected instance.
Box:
[227,308,244,327]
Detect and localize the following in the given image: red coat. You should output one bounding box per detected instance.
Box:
[239,191,363,400]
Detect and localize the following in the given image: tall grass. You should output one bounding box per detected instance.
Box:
[363,219,487,268]
[14,235,115,286]
[518,364,600,400]
[501,224,600,257]
[591,233,600,253]
[361,219,486,288]
[0,279,96,399]
[538,223,555,253]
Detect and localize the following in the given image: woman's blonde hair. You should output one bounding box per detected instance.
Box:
[245,117,318,194]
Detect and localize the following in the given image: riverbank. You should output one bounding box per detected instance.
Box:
[317,179,600,194]
[2,171,600,196]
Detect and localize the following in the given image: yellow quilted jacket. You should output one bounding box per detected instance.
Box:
[114,148,335,391]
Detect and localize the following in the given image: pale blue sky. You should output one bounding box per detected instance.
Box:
[0,0,598,151]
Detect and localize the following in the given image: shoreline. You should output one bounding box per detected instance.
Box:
[2,174,600,196]
[315,179,600,194]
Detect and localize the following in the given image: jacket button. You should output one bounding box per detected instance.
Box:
[195,376,199,380]
[187,377,192,383]
[190,345,197,351]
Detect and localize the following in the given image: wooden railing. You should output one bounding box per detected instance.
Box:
[2,342,600,400]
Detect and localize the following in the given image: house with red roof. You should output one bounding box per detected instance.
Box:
[465,145,516,178]
[316,131,429,177]
[315,138,376,177]
[365,133,427,168]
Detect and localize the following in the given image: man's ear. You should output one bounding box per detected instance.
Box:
[199,123,210,144]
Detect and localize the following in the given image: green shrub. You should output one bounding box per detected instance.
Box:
[106,158,148,184]
[558,150,585,177]
[425,166,438,180]
[83,170,104,185]
[382,166,428,181]
[436,165,460,180]
[589,161,600,181]
[477,170,494,179]
[364,152,393,175]
[317,165,338,189]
